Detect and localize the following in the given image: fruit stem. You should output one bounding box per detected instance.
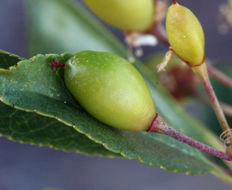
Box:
[51,59,65,70]
[207,64,232,89]
[147,114,232,161]
[192,62,232,154]
[173,0,177,5]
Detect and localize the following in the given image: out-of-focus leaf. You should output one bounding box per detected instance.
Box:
[27,0,126,56]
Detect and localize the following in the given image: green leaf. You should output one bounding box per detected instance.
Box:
[0,50,23,69]
[0,52,118,157]
[22,0,231,179]
[0,101,118,157]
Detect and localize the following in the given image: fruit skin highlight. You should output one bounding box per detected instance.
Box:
[64,51,156,131]
[166,3,205,66]
[84,0,154,32]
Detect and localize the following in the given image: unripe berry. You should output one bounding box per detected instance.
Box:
[64,51,156,131]
[84,0,155,32]
[166,3,205,66]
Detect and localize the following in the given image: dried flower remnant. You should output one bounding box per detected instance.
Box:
[218,1,232,34]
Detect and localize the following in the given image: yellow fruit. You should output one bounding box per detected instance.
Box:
[84,0,154,32]
[166,3,205,66]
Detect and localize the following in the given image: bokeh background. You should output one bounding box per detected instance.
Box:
[0,0,231,189]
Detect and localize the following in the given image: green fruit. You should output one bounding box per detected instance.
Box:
[64,51,156,131]
[166,3,205,66]
[84,0,154,32]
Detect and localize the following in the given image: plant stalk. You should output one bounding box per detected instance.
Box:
[147,114,232,161]
[192,62,232,154]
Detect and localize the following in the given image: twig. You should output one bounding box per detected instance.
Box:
[147,114,232,161]
[192,63,232,154]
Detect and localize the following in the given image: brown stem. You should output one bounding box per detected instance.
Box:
[192,63,232,154]
[173,0,177,5]
[147,114,232,161]
[207,64,232,89]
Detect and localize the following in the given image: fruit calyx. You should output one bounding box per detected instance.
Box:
[185,56,206,68]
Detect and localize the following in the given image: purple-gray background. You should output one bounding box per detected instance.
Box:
[0,0,231,190]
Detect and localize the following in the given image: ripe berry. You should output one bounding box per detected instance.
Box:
[64,51,156,131]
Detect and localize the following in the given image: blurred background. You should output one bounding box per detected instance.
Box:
[0,0,232,189]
